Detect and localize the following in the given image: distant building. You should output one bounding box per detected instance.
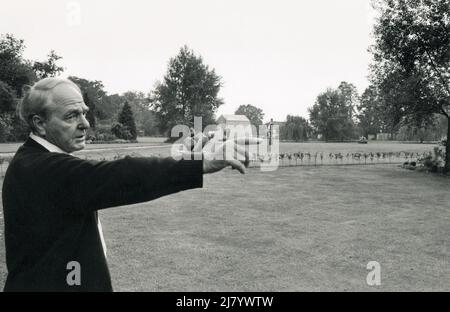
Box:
[377,133,392,141]
[216,114,254,139]
[264,120,285,139]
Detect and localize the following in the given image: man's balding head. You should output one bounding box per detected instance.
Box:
[19,78,83,133]
[19,77,90,153]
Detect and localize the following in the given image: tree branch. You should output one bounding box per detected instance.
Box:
[415,33,450,97]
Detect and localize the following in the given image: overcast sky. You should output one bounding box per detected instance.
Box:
[1,0,377,122]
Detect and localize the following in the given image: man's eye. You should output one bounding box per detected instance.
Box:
[66,114,78,120]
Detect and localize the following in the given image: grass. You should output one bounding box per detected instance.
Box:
[99,165,450,291]
[1,141,449,291]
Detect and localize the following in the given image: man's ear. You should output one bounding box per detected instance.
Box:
[31,115,47,137]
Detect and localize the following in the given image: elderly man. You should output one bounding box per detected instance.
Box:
[2,77,257,291]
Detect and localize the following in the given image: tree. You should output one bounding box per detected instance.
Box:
[121,91,159,136]
[68,76,107,120]
[308,82,358,141]
[113,101,137,140]
[357,85,387,137]
[235,104,264,133]
[280,115,310,141]
[0,81,19,141]
[0,34,36,141]
[0,81,16,114]
[140,111,160,136]
[0,114,13,142]
[396,121,444,142]
[337,81,359,120]
[33,50,64,79]
[150,46,223,135]
[370,0,450,171]
[0,34,66,142]
[0,34,36,96]
[101,93,124,121]
[83,92,96,130]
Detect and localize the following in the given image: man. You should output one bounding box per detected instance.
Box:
[2,77,258,291]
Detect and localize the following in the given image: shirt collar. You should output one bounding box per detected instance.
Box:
[29,133,69,154]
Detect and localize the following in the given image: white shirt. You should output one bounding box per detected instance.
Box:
[29,133,108,257]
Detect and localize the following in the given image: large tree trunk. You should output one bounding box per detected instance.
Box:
[445,116,450,174]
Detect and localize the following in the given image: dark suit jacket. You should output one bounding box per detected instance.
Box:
[2,138,203,291]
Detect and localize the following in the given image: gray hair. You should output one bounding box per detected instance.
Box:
[18,77,82,133]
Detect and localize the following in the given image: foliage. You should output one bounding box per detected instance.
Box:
[1,34,63,96]
[121,91,159,136]
[91,124,116,142]
[111,123,129,140]
[32,50,64,80]
[140,112,160,136]
[370,0,450,170]
[68,76,106,120]
[150,46,223,135]
[112,102,137,140]
[235,104,265,129]
[280,115,310,141]
[419,145,445,173]
[98,93,122,121]
[0,34,36,96]
[395,116,445,142]
[0,113,28,142]
[357,85,387,137]
[118,102,137,139]
[10,114,29,141]
[0,81,16,114]
[0,33,63,142]
[0,114,13,142]
[308,82,359,141]
[82,92,96,130]
[0,33,164,143]
[68,78,160,138]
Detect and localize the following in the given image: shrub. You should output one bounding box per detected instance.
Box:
[9,115,29,142]
[117,102,137,140]
[419,145,445,173]
[111,122,135,140]
[83,124,115,142]
[0,115,13,142]
[95,129,117,142]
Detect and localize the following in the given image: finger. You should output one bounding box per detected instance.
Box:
[227,159,246,174]
[235,137,263,145]
[234,144,250,167]
[221,141,250,161]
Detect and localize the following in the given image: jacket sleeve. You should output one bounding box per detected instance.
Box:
[39,153,203,214]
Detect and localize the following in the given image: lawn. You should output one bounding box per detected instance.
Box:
[0,141,448,291]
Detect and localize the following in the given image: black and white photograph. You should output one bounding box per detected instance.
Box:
[0,0,449,298]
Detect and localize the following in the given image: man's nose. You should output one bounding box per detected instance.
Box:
[78,114,90,130]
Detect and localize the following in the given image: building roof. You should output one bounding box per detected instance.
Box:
[265,121,285,126]
[217,114,250,123]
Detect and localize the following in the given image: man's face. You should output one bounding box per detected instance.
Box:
[42,84,90,153]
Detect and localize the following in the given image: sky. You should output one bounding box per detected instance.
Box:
[0,0,377,122]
